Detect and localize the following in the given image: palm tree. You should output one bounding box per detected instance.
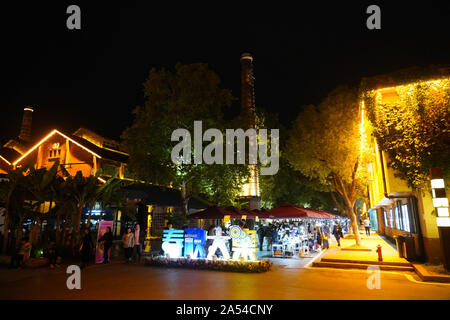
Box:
[0,164,32,254]
[22,161,61,246]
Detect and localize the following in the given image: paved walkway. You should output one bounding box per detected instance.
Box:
[1,257,450,300]
[321,233,408,264]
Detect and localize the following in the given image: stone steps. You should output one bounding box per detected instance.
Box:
[312,260,414,272]
[321,258,411,267]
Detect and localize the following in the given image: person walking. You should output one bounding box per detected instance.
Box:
[364,217,371,236]
[80,228,94,268]
[122,227,134,262]
[98,226,113,264]
[257,225,265,251]
[132,224,143,263]
[321,228,329,250]
[333,223,343,247]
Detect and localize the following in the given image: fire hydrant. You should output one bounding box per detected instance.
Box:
[376,244,383,262]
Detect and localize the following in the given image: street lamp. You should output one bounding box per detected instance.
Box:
[430,168,450,270]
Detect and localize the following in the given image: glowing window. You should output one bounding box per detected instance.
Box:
[401,204,411,232]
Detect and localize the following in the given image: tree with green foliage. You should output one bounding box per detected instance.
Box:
[257,108,342,211]
[122,63,250,215]
[363,78,450,189]
[286,86,370,246]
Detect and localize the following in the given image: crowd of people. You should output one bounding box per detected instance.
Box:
[179,218,350,259]
[255,219,348,253]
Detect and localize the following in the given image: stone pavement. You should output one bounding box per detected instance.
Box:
[320,232,409,264]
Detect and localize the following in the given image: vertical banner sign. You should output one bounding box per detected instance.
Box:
[96,220,114,263]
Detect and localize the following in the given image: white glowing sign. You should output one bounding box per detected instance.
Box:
[230,225,258,261]
[162,229,184,258]
[206,235,231,260]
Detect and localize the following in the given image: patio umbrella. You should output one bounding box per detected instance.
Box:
[187,206,257,219]
[264,203,332,219]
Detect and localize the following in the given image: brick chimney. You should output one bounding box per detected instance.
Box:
[19,106,33,143]
[240,53,260,209]
[240,53,256,128]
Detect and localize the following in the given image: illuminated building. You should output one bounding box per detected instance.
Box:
[361,67,450,263]
[0,108,209,238]
[0,108,129,179]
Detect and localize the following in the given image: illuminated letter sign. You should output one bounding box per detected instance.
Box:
[184,228,207,259]
[230,225,258,261]
[206,227,231,260]
[162,229,185,258]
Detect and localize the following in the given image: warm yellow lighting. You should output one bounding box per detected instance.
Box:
[102,146,129,156]
[433,198,449,208]
[359,100,367,164]
[375,78,448,93]
[13,129,102,166]
[98,177,107,183]
[0,155,11,165]
[437,207,450,217]
[431,179,445,189]
[240,165,259,197]
[23,108,34,112]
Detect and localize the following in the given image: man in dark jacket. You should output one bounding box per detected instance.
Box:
[80,229,94,268]
[333,223,343,247]
[98,227,113,264]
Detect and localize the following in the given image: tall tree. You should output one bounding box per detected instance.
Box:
[122,63,249,214]
[286,86,371,246]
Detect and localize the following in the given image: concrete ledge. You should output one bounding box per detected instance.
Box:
[313,261,414,271]
[413,264,450,283]
[321,258,412,267]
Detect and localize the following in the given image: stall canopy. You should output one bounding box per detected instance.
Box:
[263,203,338,219]
[188,206,260,219]
[187,204,339,220]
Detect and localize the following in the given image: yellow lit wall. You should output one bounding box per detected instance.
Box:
[363,81,445,262]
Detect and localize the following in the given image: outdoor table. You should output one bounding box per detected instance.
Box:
[272,243,284,257]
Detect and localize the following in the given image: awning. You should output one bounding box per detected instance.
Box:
[262,203,332,219]
[372,197,395,209]
[187,206,260,219]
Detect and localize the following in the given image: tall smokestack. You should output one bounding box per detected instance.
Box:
[19,106,33,143]
[240,53,260,210]
[240,53,256,128]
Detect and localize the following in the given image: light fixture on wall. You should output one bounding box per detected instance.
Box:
[430,168,450,270]
[430,169,450,227]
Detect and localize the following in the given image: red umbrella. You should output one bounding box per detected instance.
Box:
[187,206,260,219]
[263,203,332,219]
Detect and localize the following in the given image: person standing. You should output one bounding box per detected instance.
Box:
[132,224,143,263]
[321,228,329,250]
[80,229,94,268]
[364,217,371,236]
[206,224,216,257]
[98,226,113,264]
[122,228,134,262]
[47,241,57,268]
[333,223,343,247]
[257,225,265,251]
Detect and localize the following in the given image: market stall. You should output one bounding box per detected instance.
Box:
[257,203,344,258]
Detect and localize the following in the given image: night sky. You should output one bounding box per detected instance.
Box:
[1,1,449,142]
